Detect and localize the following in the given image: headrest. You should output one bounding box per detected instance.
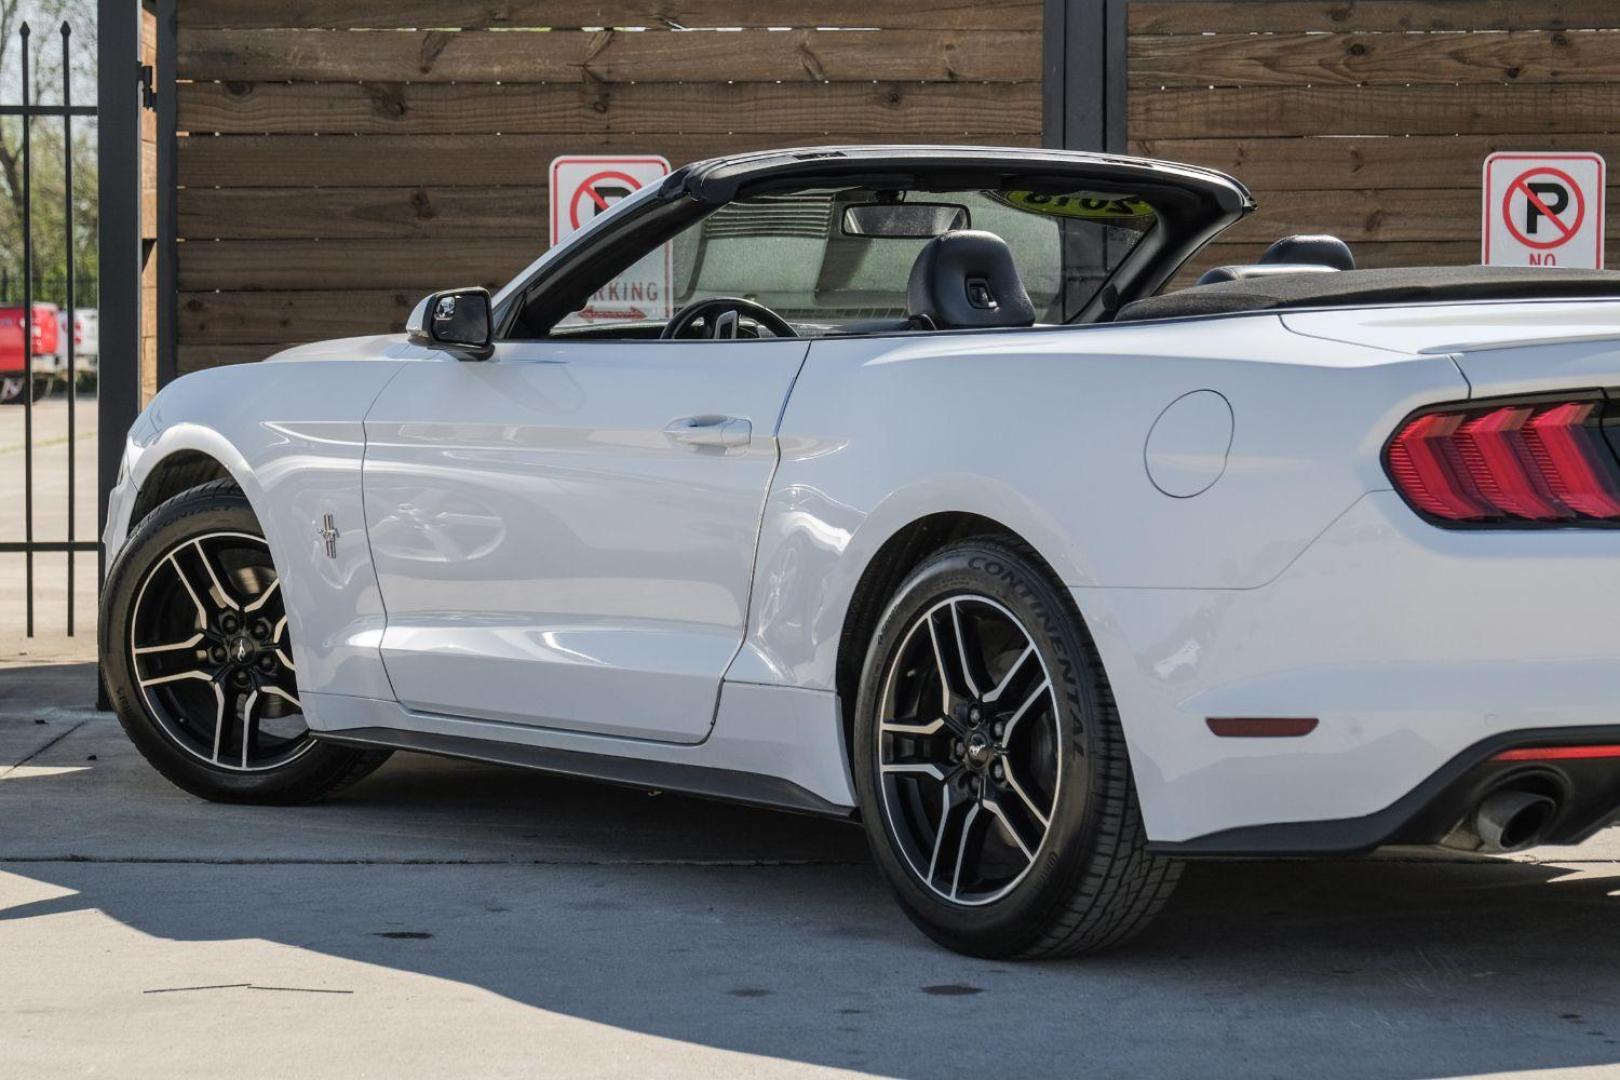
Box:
[1195,263,1342,287]
[906,230,1036,330]
[1260,234,1356,271]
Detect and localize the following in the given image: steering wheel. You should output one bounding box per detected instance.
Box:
[660,296,798,340]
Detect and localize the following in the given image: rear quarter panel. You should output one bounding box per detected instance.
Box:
[731,314,1469,692]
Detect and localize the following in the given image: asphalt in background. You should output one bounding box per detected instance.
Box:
[4,662,1620,1079]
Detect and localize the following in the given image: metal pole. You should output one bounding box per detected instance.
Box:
[20,21,34,637]
[97,0,143,708]
[155,0,176,389]
[62,21,76,637]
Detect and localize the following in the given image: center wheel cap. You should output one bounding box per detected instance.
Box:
[964,731,995,769]
[228,636,256,664]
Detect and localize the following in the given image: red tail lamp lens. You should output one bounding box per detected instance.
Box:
[1386,395,1620,525]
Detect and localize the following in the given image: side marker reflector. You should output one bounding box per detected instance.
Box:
[1207,717,1319,738]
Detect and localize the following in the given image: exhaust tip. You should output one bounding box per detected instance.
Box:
[1475,787,1559,852]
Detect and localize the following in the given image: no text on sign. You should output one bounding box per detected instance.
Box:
[550,155,672,322]
[1483,152,1606,269]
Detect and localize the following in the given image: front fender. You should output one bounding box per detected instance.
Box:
[103,361,406,704]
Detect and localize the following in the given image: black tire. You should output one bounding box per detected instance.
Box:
[0,374,41,404]
[101,479,391,804]
[852,538,1180,959]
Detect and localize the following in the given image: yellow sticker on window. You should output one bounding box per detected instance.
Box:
[990,191,1156,221]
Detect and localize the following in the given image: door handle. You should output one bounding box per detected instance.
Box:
[664,415,752,449]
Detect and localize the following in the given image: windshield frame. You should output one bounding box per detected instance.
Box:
[493,146,1253,339]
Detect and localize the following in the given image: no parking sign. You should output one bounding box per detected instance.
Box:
[550,155,672,322]
[1483,152,1606,268]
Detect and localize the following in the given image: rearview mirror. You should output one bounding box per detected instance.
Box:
[407,287,495,361]
[841,202,971,239]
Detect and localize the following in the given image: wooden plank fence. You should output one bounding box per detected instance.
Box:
[170,1,1044,370]
[166,0,1620,369]
[1127,1,1620,282]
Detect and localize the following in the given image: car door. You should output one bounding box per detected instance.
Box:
[361,337,808,743]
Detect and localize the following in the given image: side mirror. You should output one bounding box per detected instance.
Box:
[406,287,495,361]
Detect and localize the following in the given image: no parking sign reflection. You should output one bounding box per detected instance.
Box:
[1483,152,1606,269]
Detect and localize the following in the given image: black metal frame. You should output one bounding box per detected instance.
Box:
[0,22,100,641]
[154,0,177,388]
[97,0,142,567]
[1042,0,1128,154]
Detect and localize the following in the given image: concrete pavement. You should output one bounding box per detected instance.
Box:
[0,391,100,663]
[5,663,1620,1079]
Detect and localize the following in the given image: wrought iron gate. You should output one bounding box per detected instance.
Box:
[0,20,97,638]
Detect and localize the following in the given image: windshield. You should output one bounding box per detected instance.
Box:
[549,184,1158,335]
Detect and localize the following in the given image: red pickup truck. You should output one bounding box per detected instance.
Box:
[0,302,60,404]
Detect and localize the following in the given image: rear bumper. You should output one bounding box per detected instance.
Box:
[1080,490,1620,849]
[1148,726,1620,856]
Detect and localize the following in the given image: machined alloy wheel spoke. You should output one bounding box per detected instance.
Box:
[243,577,279,613]
[980,792,1038,863]
[1000,677,1052,747]
[208,682,229,762]
[193,539,241,611]
[882,760,949,782]
[237,690,260,768]
[167,553,211,628]
[272,614,295,670]
[949,801,983,900]
[139,668,215,689]
[133,633,204,656]
[926,600,989,707]
[260,683,301,710]
[983,643,1037,705]
[1000,757,1052,828]
[880,716,946,737]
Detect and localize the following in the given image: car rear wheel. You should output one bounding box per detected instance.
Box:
[853,538,1180,958]
[101,479,390,803]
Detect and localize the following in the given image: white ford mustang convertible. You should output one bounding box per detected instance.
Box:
[102,147,1620,958]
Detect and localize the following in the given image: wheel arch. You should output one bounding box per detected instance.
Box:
[128,448,238,529]
[833,511,1070,773]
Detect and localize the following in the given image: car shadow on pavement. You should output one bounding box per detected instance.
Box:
[3,666,1619,1078]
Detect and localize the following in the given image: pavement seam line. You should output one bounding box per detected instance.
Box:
[0,717,89,778]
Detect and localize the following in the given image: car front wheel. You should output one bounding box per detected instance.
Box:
[101,479,390,803]
[853,538,1180,958]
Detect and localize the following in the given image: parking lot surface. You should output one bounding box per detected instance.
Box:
[3,662,1620,1079]
[0,392,99,659]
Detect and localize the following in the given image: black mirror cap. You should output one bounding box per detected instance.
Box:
[407,287,495,361]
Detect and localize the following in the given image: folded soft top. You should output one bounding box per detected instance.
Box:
[1115,265,1620,323]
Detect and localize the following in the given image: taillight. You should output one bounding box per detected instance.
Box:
[1385,393,1620,525]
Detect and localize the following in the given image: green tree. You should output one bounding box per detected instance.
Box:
[0,0,98,306]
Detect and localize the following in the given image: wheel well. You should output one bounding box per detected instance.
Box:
[129,450,235,528]
[834,512,1027,761]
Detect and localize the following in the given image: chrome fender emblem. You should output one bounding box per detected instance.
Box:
[318,513,340,559]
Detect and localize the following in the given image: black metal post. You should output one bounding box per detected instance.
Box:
[98,0,143,707]
[1042,0,1126,153]
[155,0,177,388]
[63,21,77,636]
[21,21,34,637]
[1043,0,1130,318]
